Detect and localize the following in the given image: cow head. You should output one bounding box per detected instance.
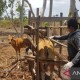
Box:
[8,35,15,44]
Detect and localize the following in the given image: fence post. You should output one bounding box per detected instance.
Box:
[59,12,63,77]
[36,8,40,80]
[59,12,63,54]
[28,10,31,25]
[28,11,32,37]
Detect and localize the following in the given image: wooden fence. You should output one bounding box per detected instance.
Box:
[26,8,80,80]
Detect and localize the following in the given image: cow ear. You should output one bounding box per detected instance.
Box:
[8,35,12,40]
[12,35,15,39]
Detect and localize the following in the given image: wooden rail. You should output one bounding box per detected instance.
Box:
[30,17,80,22]
[25,55,35,60]
[24,55,67,64]
[51,39,67,48]
[39,59,67,64]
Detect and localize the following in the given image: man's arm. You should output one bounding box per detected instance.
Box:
[72,34,80,64]
[51,35,69,40]
[63,34,80,69]
[72,51,80,65]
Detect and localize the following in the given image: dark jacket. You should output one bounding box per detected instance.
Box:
[53,29,80,66]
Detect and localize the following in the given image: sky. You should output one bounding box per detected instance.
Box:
[28,0,80,17]
[4,0,80,17]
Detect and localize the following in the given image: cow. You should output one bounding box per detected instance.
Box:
[8,35,36,69]
[28,37,67,80]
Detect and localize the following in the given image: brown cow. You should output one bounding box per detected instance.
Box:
[30,37,67,80]
[8,35,36,68]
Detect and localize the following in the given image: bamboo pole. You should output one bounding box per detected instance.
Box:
[51,39,67,48]
[28,10,31,25]
[59,13,64,77]
[36,8,40,80]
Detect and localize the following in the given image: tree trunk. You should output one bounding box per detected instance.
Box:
[49,0,53,17]
[41,0,47,17]
[20,0,24,36]
[11,1,13,22]
[24,0,35,17]
[68,0,77,17]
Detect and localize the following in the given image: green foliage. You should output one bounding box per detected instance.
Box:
[23,17,28,26]
[0,18,28,28]
[43,22,49,27]
[16,1,21,13]
[8,0,15,7]
[0,20,11,28]
[8,3,11,7]
[8,0,15,21]
[13,17,28,27]
[13,18,20,27]
[0,0,6,17]
[16,1,27,19]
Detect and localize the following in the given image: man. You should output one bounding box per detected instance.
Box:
[49,18,80,69]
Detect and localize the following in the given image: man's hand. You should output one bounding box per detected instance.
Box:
[63,62,74,70]
[49,36,54,39]
[49,35,61,40]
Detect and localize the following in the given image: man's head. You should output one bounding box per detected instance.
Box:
[67,18,78,33]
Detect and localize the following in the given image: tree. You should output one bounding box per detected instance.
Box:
[49,0,53,17]
[69,0,80,17]
[16,0,35,18]
[41,0,47,17]
[16,0,28,36]
[16,1,22,19]
[41,0,53,17]
[69,0,76,17]
[0,0,6,18]
[8,0,15,22]
[24,0,35,17]
[16,1,26,19]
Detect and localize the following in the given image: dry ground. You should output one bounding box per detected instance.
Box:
[0,28,32,80]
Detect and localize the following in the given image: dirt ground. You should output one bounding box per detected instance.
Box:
[0,28,68,80]
[0,28,32,80]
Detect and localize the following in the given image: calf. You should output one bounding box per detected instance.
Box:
[8,35,36,68]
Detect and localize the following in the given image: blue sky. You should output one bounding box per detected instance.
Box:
[4,0,80,17]
[28,0,80,17]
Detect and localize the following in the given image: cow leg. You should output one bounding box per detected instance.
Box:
[40,63,51,80]
[16,49,21,69]
[18,49,23,70]
[15,51,20,69]
[17,52,20,69]
[25,47,30,55]
[41,72,45,80]
[16,51,19,67]
[27,60,35,80]
[44,69,52,80]
[16,50,18,61]
[44,63,52,80]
